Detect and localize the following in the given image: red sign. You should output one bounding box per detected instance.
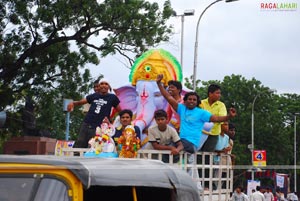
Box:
[253,150,267,167]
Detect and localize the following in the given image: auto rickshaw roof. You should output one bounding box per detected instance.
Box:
[0,155,200,201]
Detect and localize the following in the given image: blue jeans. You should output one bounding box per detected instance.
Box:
[162,142,180,163]
[181,139,197,154]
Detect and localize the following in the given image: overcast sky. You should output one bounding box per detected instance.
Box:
[89,0,300,94]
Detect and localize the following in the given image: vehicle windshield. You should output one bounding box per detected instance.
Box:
[0,176,69,201]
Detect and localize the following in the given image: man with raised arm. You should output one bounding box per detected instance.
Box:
[156,74,236,153]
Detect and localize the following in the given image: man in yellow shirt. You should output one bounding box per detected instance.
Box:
[200,84,227,152]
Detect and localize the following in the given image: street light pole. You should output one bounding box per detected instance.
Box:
[180,15,185,68]
[193,0,221,91]
[176,10,195,70]
[192,0,239,91]
[251,94,259,181]
[250,89,275,181]
[294,113,299,192]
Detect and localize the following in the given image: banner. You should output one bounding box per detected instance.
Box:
[253,150,267,167]
[276,174,285,188]
[247,180,260,196]
[55,140,75,156]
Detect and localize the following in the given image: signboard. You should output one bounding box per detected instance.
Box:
[247,180,260,196]
[276,174,285,188]
[55,140,75,156]
[253,150,267,167]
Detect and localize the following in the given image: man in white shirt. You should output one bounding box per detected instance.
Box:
[264,187,274,201]
[252,186,265,201]
[287,191,299,201]
[232,186,249,201]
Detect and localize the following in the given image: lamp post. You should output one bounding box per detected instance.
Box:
[176,9,195,69]
[250,89,275,180]
[294,113,300,192]
[251,94,259,181]
[192,0,239,91]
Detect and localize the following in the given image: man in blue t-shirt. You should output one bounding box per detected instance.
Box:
[112,109,141,147]
[68,79,121,148]
[156,74,236,153]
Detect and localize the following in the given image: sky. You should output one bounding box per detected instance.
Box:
[88,0,300,95]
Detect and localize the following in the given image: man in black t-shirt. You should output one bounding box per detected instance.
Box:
[68,79,121,148]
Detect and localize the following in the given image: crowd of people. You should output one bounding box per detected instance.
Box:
[230,186,298,201]
[67,75,236,154]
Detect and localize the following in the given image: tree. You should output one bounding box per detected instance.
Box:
[0,0,175,150]
[0,0,174,109]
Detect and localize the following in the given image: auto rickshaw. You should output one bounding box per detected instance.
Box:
[0,155,200,201]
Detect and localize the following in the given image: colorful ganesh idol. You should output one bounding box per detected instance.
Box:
[84,121,118,158]
[114,49,183,147]
[118,125,141,158]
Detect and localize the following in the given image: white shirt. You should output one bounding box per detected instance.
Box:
[252,191,265,201]
[264,192,274,201]
[232,192,249,201]
[287,193,299,201]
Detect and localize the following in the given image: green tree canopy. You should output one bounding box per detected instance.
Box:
[0,0,175,149]
[0,0,174,109]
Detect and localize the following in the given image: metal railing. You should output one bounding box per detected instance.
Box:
[61,148,88,156]
[137,150,233,201]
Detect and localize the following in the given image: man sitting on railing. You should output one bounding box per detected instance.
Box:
[144,109,183,163]
[213,121,232,190]
[228,123,236,166]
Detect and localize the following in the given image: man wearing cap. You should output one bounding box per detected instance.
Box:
[68,79,121,148]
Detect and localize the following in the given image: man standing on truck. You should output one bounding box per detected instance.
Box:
[166,80,183,132]
[156,74,236,153]
[67,79,121,148]
[200,84,227,152]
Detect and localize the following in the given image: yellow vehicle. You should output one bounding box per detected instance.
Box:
[0,155,200,201]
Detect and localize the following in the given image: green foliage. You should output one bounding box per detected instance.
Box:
[0,0,174,147]
[0,0,174,109]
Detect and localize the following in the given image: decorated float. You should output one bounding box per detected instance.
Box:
[83,49,184,157]
[114,49,183,146]
[59,49,233,201]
